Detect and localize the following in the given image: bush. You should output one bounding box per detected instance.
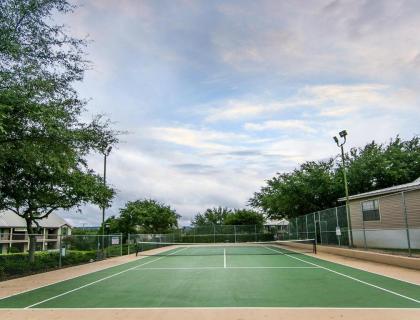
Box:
[0,250,97,281]
[0,265,5,281]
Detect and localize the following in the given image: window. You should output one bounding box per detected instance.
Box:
[362,199,380,221]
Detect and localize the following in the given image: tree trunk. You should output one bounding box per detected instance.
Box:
[25,218,36,263]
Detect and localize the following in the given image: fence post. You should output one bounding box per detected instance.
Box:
[401,191,412,257]
[213,224,216,243]
[127,234,130,255]
[58,234,62,268]
[120,233,123,256]
[335,207,341,247]
[360,203,368,250]
[305,215,309,239]
[234,225,237,243]
[313,213,317,245]
[254,225,257,242]
[318,212,323,244]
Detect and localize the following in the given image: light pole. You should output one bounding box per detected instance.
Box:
[333,130,354,248]
[101,146,112,258]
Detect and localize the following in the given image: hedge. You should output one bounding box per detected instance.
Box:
[0,250,97,281]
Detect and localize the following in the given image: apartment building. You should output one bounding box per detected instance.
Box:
[0,211,72,254]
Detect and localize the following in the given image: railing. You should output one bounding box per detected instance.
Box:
[0,234,10,240]
[11,234,28,241]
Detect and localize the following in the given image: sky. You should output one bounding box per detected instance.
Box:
[57,0,420,226]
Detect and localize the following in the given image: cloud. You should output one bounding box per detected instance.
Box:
[148,126,247,151]
[244,120,316,133]
[51,0,420,227]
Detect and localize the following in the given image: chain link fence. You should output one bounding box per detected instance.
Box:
[0,234,123,280]
[278,189,419,257]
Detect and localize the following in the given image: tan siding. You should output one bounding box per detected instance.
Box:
[405,189,420,228]
[376,194,405,229]
[349,202,363,229]
[348,192,412,229]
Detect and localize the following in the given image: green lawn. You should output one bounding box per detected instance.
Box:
[0,246,419,308]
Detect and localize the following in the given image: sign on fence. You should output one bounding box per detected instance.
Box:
[335,227,341,236]
[111,236,120,245]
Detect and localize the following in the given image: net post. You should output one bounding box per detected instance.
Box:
[313,239,317,254]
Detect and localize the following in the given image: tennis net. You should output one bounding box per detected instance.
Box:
[134,239,316,256]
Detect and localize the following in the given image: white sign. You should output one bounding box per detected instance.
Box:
[61,247,66,257]
[111,237,120,245]
[335,227,341,236]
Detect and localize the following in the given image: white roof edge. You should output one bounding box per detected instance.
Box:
[338,178,420,202]
[0,211,72,228]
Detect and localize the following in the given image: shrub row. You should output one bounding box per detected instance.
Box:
[0,250,97,281]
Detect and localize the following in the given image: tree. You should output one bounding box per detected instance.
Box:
[119,199,180,234]
[249,159,341,219]
[0,0,118,262]
[250,136,420,220]
[191,207,265,227]
[191,207,232,226]
[345,136,420,194]
[224,209,265,227]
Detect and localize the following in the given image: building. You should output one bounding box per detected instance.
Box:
[0,211,72,254]
[338,178,420,250]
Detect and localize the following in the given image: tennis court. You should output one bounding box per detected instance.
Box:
[0,241,419,309]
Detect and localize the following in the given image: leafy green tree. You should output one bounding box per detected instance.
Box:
[119,199,180,234]
[224,209,265,227]
[250,136,420,220]
[345,136,420,194]
[191,207,232,226]
[249,160,340,219]
[0,0,118,262]
[191,207,265,227]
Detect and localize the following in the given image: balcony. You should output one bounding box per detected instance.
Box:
[46,234,58,241]
[0,234,10,241]
[11,234,28,241]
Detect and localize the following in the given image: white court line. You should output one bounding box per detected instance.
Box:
[224,249,226,268]
[0,255,150,302]
[24,247,188,309]
[265,246,420,305]
[134,266,320,270]
[132,247,189,270]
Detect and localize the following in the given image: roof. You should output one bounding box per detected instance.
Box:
[0,211,71,228]
[338,177,420,202]
[265,218,289,226]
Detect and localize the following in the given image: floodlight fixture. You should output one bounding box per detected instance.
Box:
[339,130,348,138]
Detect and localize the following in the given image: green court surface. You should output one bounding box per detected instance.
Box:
[0,245,419,309]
